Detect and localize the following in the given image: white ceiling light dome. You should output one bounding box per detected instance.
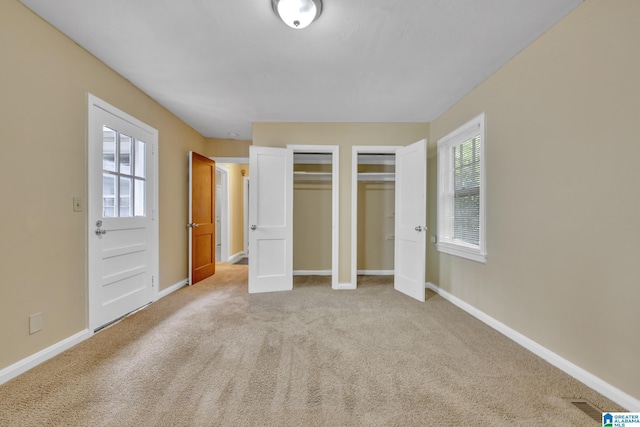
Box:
[272,0,323,29]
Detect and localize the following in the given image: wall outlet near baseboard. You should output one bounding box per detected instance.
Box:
[29,313,43,334]
[73,197,82,212]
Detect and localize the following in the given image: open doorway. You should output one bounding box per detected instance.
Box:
[215,165,229,262]
[248,145,338,293]
[350,141,427,302]
[288,145,339,289]
[351,147,398,288]
[211,159,250,266]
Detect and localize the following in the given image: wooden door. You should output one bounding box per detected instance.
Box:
[394,139,427,302]
[189,152,216,284]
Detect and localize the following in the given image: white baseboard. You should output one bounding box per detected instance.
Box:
[293,270,332,276]
[228,251,245,264]
[158,278,188,300]
[0,329,91,386]
[425,282,640,411]
[1,277,189,386]
[357,270,393,275]
[334,282,356,290]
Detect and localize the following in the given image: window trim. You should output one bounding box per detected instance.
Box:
[436,113,487,263]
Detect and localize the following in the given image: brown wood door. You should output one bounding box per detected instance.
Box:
[190,152,216,284]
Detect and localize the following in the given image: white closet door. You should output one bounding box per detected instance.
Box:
[248,146,293,293]
[394,139,427,301]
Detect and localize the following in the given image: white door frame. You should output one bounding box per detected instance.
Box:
[350,146,399,288]
[87,94,159,331]
[288,145,339,289]
[243,176,250,256]
[216,164,230,262]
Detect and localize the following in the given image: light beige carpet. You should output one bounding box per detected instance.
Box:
[0,264,623,426]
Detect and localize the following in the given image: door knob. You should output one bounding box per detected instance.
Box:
[187,223,199,229]
[250,225,257,230]
[95,220,106,236]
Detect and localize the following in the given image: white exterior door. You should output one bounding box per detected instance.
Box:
[88,95,157,330]
[394,139,427,302]
[248,146,293,293]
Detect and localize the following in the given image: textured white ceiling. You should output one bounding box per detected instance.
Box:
[20,0,582,140]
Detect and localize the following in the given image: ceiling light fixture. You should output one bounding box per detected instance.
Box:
[272,0,323,29]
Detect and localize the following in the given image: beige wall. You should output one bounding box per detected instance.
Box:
[0,1,205,370]
[428,0,640,401]
[293,163,332,271]
[204,138,251,158]
[357,182,395,271]
[293,182,332,271]
[253,123,429,283]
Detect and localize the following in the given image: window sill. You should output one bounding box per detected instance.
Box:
[436,243,487,264]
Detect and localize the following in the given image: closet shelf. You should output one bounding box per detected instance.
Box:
[357,172,395,182]
[293,171,332,182]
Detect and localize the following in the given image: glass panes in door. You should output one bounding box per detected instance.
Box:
[103,127,116,172]
[102,126,146,218]
[102,174,116,218]
[119,134,132,175]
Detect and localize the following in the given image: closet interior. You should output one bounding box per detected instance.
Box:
[356,152,396,274]
[293,152,333,276]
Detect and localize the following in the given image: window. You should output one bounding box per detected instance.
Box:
[102,126,146,218]
[437,113,486,263]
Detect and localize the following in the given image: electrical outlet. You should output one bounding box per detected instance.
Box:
[73,197,82,212]
[29,313,43,334]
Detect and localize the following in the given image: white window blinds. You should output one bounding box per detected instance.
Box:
[453,135,481,245]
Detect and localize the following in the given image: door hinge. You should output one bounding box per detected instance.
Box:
[152,276,155,288]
